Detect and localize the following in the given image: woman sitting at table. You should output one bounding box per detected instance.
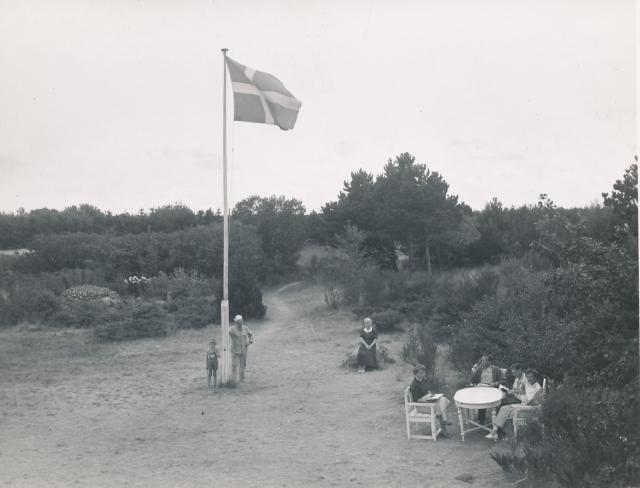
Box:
[409,364,451,438]
[486,368,543,439]
[500,362,527,407]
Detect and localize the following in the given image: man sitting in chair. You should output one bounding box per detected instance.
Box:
[409,364,451,437]
[471,353,505,425]
[486,368,543,439]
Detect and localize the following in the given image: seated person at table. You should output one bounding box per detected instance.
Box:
[500,362,527,406]
[409,364,451,437]
[486,368,543,439]
[471,354,504,386]
[471,354,505,425]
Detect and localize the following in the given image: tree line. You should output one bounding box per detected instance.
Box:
[4,153,632,278]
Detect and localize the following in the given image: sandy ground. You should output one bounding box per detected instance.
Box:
[0,284,511,488]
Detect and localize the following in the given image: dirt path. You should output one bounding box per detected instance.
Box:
[0,285,510,487]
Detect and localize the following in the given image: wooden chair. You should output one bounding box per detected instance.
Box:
[404,386,441,441]
[512,377,547,437]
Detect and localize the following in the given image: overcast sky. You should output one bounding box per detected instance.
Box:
[0,0,636,214]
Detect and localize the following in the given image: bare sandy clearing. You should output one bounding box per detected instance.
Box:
[0,285,510,487]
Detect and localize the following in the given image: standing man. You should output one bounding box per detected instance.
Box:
[229,315,253,383]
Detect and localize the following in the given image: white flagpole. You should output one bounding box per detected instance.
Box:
[220,48,231,384]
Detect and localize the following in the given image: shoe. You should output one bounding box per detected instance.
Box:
[485,431,498,439]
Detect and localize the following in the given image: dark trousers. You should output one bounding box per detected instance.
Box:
[478,409,488,425]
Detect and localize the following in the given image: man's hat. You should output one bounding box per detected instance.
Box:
[233,315,243,322]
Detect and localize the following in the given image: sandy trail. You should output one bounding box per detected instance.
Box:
[0,285,510,487]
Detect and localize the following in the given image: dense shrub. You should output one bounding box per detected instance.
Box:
[447,236,638,384]
[53,300,126,328]
[226,270,267,319]
[401,324,438,380]
[312,224,375,306]
[4,221,267,325]
[361,268,387,306]
[0,277,62,326]
[386,270,433,303]
[172,296,218,329]
[95,302,173,341]
[491,385,640,488]
[425,266,500,339]
[527,384,640,487]
[370,309,403,332]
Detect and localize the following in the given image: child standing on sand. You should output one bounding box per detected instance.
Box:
[206,339,219,390]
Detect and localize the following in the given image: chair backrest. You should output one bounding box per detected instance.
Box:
[404,386,412,405]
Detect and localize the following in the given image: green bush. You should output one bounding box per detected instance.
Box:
[361,268,387,306]
[501,385,640,488]
[401,324,438,380]
[172,296,218,329]
[386,270,433,303]
[53,300,126,328]
[225,270,267,319]
[489,441,529,480]
[95,302,173,341]
[0,278,61,326]
[370,309,403,332]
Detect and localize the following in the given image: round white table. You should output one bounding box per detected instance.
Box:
[454,387,504,441]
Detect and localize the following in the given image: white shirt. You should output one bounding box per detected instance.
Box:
[511,373,526,395]
[517,381,542,405]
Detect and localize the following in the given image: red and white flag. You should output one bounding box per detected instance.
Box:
[225,57,302,131]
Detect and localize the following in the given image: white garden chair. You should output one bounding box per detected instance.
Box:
[403,386,441,441]
[512,377,547,437]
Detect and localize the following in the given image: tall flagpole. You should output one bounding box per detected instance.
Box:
[220,48,231,384]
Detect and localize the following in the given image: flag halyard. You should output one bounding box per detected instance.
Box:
[225,57,302,130]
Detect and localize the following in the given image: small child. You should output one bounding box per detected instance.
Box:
[206,339,219,390]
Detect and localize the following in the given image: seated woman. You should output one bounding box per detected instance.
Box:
[409,364,451,438]
[486,368,543,439]
[500,362,527,406]
[357,318,378,373]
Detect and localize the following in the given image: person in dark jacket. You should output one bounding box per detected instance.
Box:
[471,354,506,425]
[471,354,503,386]
[357,318,378,373]
[409,364,450,437]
